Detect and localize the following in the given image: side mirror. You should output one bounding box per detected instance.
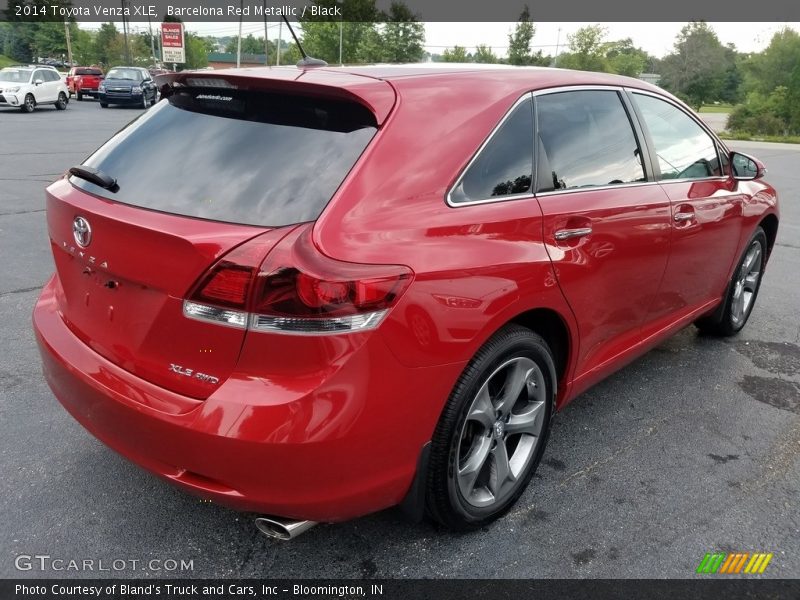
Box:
[731,151,766,180]
[34,78,43,86]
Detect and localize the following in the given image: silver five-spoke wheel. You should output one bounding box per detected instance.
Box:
[730,240,762,327]
[456,356,547,508]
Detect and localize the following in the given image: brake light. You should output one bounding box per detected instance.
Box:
[250,228,411,333]
[195,263,253,307]
[183,238,265,329]
[183,225,412,335]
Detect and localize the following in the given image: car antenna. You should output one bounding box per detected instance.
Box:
[281,15,328,68]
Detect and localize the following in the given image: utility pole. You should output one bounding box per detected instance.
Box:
[236,0,243,68]
[121,0,131,64]
[554,27,561,67]
[262,0,269,66]
[276,20,282,65]
[63,21,73,66]
[148,15,157,66]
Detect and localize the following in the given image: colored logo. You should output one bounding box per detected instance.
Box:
[696,552,773,574]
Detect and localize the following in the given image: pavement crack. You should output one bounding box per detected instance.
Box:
[0,284,43,297]
[0,209,46,216]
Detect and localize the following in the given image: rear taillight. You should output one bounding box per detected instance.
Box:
[183,239,264,329]
[183,226,412,335]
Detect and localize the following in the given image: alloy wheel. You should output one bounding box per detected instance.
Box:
[456,356,547,508]
[730,239,762,327]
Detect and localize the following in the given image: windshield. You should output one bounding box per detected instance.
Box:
[71,88,378,227]
[0,69,32,83]
[106,68,143,81]
[76,68,103,76]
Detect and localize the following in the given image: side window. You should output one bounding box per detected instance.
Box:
[46,70,60,82]
[536,90,645,192]
[34,70,46,82]
[449,96,533,204]
[633,93,721,180]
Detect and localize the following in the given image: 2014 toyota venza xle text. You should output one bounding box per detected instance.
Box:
[33,65,779,538]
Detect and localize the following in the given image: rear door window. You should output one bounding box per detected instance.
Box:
[71,88,378,227]
[449,96,533,204]
[536,90,645,192]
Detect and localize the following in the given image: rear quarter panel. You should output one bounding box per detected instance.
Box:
[314,74,580,403]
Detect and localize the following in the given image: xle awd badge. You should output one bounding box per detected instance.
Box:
[169,363,220,385]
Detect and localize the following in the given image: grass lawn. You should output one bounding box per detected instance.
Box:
[699,104,734,113]
[0,54,17,68]
[719,131,800,144]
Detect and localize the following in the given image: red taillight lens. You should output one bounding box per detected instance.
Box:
[195,263,253,307]
[253,228,412,322]
[183,225,413,334]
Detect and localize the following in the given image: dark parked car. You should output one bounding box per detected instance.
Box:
[98,66,157,108]
[34,65,778,539]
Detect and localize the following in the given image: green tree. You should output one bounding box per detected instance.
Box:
[300,0,380,64]
[94,22,122,66]
[741,28,800,95]
[659,22,729,109]
[557,25,610,72]
[473,44,498,64]
[605,38,647,77]
[506,6,547,66]
[441,45,469,62]
[184,33,209,69]
[379,2,425,63]
[225,34,265,55]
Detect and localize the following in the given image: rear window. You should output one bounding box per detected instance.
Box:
[71,88,378,227]
[76,68,102,76]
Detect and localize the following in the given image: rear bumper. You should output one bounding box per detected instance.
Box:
[33,275,461,521]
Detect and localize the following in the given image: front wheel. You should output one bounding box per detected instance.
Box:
[55,92,67,110]
[21,93,35,113]
[696,227,767,336]
[99,102,108,108]
[425,324,556,530]
[77,91,83,101]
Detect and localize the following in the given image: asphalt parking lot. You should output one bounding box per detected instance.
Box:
[1,98,798,579]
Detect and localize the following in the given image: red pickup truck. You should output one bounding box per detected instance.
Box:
[66,67,104,100]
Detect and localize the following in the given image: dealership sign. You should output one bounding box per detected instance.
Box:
[161,22,185,64]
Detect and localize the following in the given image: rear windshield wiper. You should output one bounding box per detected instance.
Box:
[69,165,119,193]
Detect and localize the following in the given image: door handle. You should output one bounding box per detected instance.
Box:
[673,212,694,222]
[554,227,592,241]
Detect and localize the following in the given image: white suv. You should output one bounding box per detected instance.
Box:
[0,66,69,112]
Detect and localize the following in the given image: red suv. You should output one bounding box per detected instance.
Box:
[66,66,104,100]
[33,66,778,539]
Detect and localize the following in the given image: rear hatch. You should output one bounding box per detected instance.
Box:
[47,71,389,399]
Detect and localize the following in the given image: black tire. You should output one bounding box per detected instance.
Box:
[150,92,157,106]
[142,93,148,109]
[77,91,83,101]
[99,102,108,108]
[55,92,67,110]
[21,93,35,113]
[425,324,556,531]
[696,227,767,337]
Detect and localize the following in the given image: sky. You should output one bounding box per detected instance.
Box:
[90,21,800,59]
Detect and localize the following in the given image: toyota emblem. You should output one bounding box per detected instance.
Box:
[72,216,92,248]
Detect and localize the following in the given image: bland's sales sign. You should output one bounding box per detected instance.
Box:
[161,22,185,64]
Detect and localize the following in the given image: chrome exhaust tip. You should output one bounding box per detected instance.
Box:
[255,517,317,540]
